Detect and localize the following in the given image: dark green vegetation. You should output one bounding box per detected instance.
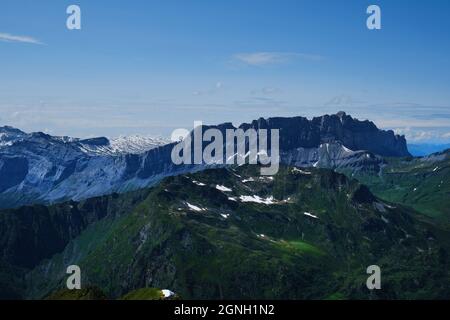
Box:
[1,165,450,299]
[342,149,450,226]
[0,189,151,299]
[46,286,108,300]
[44,287,176,300]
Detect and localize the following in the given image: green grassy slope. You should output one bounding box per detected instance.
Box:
[342,150,450,225]
[0,189,151,299]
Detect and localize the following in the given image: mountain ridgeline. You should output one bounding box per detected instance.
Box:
[241,111,409,157]
[0,112,409,209]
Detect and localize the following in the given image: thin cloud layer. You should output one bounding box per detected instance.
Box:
[0,32,43,45]
[393,127,450,142]
[233,52,323,66]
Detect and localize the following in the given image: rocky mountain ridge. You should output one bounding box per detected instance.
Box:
[0,112,409,208]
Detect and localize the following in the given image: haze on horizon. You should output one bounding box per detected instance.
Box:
[0,0,449,143]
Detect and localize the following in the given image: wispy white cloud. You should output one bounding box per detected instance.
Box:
[193,82,224,96]
[232,52,323,66]
[393,127,450,142]
[324,95,365,107]
[376,118,450,128]
[0,32,43,45]
[394,128,435,141]
[250,87,283,95]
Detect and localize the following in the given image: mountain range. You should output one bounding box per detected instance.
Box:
[1,112,449,300]
[0,112,409,209]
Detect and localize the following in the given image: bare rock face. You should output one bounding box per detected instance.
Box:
[241,112,410,157]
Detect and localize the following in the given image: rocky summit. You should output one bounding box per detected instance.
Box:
[241,111,410,157]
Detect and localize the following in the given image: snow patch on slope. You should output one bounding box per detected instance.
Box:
[216,185,232,192]
[239,195,276,205]
[161,289,175,298]
[291,168,312,175]
[186,202,206,212]
[81,135,169,155]
[304,212,319,219]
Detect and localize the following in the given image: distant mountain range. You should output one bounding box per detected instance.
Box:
[0,112,410,209]
[408,143,450,157]
[0,126,168,155]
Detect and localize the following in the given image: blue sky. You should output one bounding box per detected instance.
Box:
[0,0,449,142]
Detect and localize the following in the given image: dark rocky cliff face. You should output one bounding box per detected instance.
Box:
[240,112,410,157]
